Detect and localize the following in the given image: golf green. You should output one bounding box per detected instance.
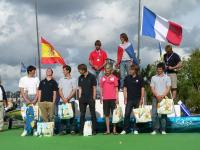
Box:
[0,129,199,150]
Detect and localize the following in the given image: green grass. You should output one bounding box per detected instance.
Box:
[0,129,200,150]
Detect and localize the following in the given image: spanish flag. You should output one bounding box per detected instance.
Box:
[41,37,66,65]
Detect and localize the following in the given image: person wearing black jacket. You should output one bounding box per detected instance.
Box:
[0,79,7,131]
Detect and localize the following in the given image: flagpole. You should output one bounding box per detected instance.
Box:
[137,0,141,64]
[34,0,41,80]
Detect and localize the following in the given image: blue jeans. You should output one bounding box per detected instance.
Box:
[92,70,104,97]
[152,97,167,132]
[120,60,131,89]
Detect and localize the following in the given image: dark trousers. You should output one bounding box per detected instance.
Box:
[152,97,167,132]
[123,100,139,132]
[79,99,97,133]
[60,101,76,133]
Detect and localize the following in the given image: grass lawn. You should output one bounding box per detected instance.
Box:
[0,129,200,150]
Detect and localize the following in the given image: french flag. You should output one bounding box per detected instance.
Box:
[142,6,183,46]
[118,42,138,65]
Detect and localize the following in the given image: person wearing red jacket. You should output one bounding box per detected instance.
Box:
[115,33,138,91]
[89,40,108,98]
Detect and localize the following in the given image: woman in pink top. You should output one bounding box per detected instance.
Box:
[100,64,119,135]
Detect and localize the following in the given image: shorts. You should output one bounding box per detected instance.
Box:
[103,100,116,116]
[168,73,177,89]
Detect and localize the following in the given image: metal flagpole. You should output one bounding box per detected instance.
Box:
[34,0,41,80]
[137,0,141,64]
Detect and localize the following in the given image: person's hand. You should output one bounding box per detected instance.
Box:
[124,98,127,105]
[115,99,119,105]
[168,66,174,70]
[156,95,163,101]
[63,98,69,104]
[139,98,144,106]
[31,100,37,105]
[100,98,103,104]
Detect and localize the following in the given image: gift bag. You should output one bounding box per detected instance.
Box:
[58,103,74,119]
[112,105,123,123]
[133,106,152,123]
[157,97,174,115]
[37,122,54,137]
[83,121,92,136]
[21,104,39,120]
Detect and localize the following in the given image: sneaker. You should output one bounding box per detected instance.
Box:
[34,130,38,136]
[161,131,167,135]
[133,130,139,135]
[21,130,28,137]
[70,131,76,135]
[151,131,157,135]
[120,130,126,135]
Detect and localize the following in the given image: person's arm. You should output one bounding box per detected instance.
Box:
[59,88,67,103]
[20,88,31,104]
[78,86,82,99]
[53,91,57,103]
[32,88,39,105]
[168,61,182,70]
[38,90,41,102]
[115,86,119,105]
[123,87,127,105]
[1,85,8,107]
[161,76,171,99]
[140,87,145,105]
[93,86,96,100]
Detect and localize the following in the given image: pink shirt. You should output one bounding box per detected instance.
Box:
[100,74,118,100]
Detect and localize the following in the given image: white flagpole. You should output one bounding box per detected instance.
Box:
[34,0,41,80]
[137,0,141,64]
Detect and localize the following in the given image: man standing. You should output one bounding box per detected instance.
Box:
[121,64,145,135]
[38,68,58,122]
[89,40,107,97]
[100,64,118,135]
[115,33,138,91]
[164,44,181,99]
[78,64,97,135]
[150,63,171,135]
[19,65,40,136]
[59,65,77,135]
[0,79,7,131]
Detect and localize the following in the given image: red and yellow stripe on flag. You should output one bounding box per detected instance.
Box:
[41,37,66,65]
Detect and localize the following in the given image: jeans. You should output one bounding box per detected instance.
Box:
[92,70,104,97]
[59,101,76,133]
[123,100,139,132]
[120,60,131,89]
[152,97,167,132]
[79,99,97,134]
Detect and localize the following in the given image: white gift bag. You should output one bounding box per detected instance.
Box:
[157,97,174,115]
[21,104,39,120]
[133,106,152,123]
[58,103,74,119]
[83,121,92,136]
[37,122,54,136]
[112,105,123,123]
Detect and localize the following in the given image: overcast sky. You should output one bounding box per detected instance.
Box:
[0,0,200,91]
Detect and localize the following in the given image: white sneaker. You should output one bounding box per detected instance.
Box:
[120,130,126,135]
[161,131,167,135]
[21,130,27,137]
[34,130,38,136]
[133,130,139,135]
[151,131,157,135]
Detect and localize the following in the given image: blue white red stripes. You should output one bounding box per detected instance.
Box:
[142,6,182,46]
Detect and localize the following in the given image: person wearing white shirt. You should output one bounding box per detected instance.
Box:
[0,79,7,131]
[19,65,40,136]
[59,65,77,135]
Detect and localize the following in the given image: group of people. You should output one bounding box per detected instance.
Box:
[0,33,181,136]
